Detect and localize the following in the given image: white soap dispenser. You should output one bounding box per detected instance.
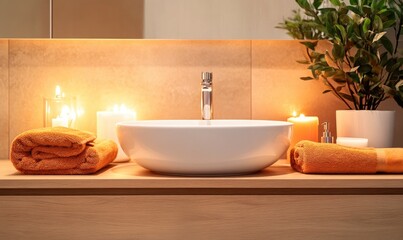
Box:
[321,122,334,143]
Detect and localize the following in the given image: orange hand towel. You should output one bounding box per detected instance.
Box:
[290,140,403,174]
[10,127,118,174]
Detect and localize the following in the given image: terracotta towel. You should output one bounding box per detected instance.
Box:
[10,127,118,174]
[290,140,403,174]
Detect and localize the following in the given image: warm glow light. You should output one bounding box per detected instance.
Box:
[76,108,85,117]
[120,104,127,113]
[113,104,119,112]
[60,105,70,118]
[52,105,70,127]
[110,104,136,116]
[288,113,314,123]
[55,85,61,98]
[97,105,137,162]
[51,105,77,127]
[292,111,297,117]
[287,113,319,160]
[46,87,77,128]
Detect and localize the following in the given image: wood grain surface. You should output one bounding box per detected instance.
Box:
[1,195,403,240]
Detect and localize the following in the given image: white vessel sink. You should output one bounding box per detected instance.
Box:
[117,120,292,176]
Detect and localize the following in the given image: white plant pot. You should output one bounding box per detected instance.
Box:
[336,110,395,148]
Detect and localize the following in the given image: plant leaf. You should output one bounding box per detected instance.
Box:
[296,0,310,9]
[386,62,402,73]
[374,0,386,12]
[339,92,355,102]
[380,36,394,54]
[347,72,360,83]
[362,18,371,33]
[335,24,347,42]
[329,0,341,6]
[346,6,361,15]
[379,51,389,65]
[370,80,383,91]
[349,0,358,5]
[393,95,403,108]
[373,32,387,43]
[350,66,360,72]
[336,86,344,91]
[300,41,318,50]
[313,0,324,9]
[332,43,345,59]
[301,76,315,80]
[296,60,310,64]
[373,15,383,31]
[358,64,372,73]
[363,6,372,15]
[383,19,397,29]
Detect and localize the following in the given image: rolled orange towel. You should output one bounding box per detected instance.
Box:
[10,127,118,174]
[290,140,403,174]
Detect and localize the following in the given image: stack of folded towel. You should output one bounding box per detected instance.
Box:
[290,140,403,174]
[10,127,118,174]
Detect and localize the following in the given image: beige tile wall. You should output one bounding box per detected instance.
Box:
[251,40,347,137]
[0,40,8,158]
[1,39,402,158]
[7,40,251,159]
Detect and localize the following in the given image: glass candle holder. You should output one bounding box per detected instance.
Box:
[44,96,77,128]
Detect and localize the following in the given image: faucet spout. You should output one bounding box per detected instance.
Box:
[201,72,213,120]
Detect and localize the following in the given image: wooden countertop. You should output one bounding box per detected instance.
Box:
[1,159,403,195]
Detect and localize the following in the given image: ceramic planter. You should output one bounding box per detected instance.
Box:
[336,110,395,148]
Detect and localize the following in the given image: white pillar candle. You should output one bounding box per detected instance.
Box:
[51,117,69,127]
[97,108,136,162]
[336,137,368,148]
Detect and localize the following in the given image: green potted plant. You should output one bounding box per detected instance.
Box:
[278,0,402,147]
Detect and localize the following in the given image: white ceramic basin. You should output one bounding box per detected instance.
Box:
[117,120,292,176]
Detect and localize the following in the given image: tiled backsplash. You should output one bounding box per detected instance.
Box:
[0,39,402,158]
[0,40,8,158]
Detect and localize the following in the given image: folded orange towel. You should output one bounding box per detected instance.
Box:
[290,140,403,174]
[10,127,118,174]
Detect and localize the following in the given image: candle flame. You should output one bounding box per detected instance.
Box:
[112,104,134,113]
[111,104,136,117]
[113,104,129,113]
[292,111,297,117]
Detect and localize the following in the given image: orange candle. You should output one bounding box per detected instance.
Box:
[287,114,319,147]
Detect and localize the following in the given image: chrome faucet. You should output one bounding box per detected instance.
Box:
[201,72,213,120]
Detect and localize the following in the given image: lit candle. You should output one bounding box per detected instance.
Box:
[287,113,319,147]
[337,137,368,148]
[51,117,69,127]
[46,86,76,128]
[51,105,71,127]
[97,105,136,162]
[55,85,62,98]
